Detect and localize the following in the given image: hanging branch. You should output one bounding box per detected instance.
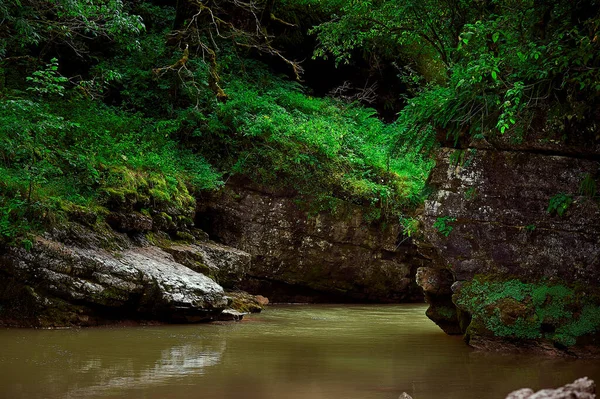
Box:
[163,0,303,99]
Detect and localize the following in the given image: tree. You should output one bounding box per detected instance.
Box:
[0,0,144,59]
[163,0,304,99]
[312,0,600,151]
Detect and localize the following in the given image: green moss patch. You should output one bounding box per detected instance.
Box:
[455,277,600,346]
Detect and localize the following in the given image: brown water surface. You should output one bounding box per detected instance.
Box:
[0,304,599,399]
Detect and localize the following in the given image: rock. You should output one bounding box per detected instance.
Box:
[255,295,269,306]
[416,267,453,295]
[196,179,428,303]
[399,393,413,399]
[164,242,251,289]
[416,266,462,334]
[0,231,229,327]
[226,291,267,313]
[106,212,153,233]
[505,377,596,399]
[417,143,600,353]
[507,389,535,399]
[218,309,246,321]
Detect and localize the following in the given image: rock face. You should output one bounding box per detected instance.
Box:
[197,180,427,302]
[417,134,600,353]
[505,377,596,399]
[163,242,251,289]
[0,225,251,327]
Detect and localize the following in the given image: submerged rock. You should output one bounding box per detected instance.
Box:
[196,179,428,303]
[0,229,235,327]
[505,377,596,399]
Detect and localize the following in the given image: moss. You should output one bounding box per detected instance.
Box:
[94,286,127,305]
[456,276,600,347]
[435,306,457,320]
[227,291,264,313]
[175,231,195,243]
[145,231,173,247]
[555,305,600,346]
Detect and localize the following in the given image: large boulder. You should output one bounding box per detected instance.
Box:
[0,229,230,327]
[417,140,600,353]
[197,180,427,303]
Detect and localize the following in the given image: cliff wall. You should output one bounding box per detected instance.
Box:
[197,181,427,303]
[417,132,600,355]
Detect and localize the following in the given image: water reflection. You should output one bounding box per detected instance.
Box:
[0,327,227,399]
[61,342,226,399]
[0,305,599,399]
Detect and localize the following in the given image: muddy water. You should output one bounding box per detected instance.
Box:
[0,304,599,399]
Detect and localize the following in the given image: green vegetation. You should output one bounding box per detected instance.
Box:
[456,277,600,346]
[463,187,477,201]
[1,0,598,250]
[313,0,600,149]
[547,193,573,216]
[525,224,536,232]
[580,173,598,198]
[0,0,436,246]
[433,216,456,237]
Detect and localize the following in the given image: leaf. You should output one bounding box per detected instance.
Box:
[491,71,497,80]
[492,32,500,43]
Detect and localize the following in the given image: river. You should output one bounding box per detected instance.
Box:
[0,304,599,399]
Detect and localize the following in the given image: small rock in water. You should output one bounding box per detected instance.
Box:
[255,295,269,306]
[398,393,413,399]
[218,309,246,321]
[505,377,595,399]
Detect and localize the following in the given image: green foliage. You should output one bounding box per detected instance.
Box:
[26,59,68,97]
[400,217,419,238]
[547,193,573,216]
[311,0,471,71]
[457,277,600,346]
[0,197,27,240]
[313,1,600,153]
[0,1,436,242]
[433,216,456,237]
[464,187,477,201]
[0,57,222,240]
[0,0,144,57]
[190,59,433,219]
[579,173,598,198]
[525,224,536,231]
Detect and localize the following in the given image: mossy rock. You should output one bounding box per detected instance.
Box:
[455,276,600,347]
[226,291,266,313]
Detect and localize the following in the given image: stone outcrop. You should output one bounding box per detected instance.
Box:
[0,224,255,327]
[197,180,427,303]
[505,377,596,399]
[416,132,600,353]
[163,242,251,289]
